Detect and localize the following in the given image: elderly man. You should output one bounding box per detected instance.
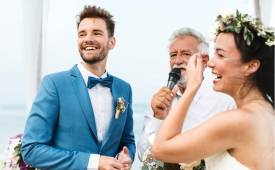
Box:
[138,27,235,170]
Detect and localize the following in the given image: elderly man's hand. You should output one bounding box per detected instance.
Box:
[151,87,175,120]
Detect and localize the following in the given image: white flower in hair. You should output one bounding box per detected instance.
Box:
[214,10,275,46]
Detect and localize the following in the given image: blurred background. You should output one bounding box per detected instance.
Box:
[0,0,274,169]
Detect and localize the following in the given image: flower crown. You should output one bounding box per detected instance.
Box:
[214,10,275,46]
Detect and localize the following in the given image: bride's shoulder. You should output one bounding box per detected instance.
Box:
[220,100,273,120]
[240,100,274,123]
[213,109,256,134]
[216,108,252,122]
[216,103,273,136]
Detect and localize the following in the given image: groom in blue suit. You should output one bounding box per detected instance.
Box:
[22,5,135,170]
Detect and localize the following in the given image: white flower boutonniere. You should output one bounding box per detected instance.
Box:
[115,97,126,119]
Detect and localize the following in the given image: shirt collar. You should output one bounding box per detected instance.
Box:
[77,62,108,86]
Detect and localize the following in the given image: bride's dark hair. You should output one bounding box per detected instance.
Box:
[231,30,274,106]
[215,11,274,106]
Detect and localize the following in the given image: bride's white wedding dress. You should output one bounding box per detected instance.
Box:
[205,152,250,170]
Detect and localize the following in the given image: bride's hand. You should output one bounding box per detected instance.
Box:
[186,53,209,91]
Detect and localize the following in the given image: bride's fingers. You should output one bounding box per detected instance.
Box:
[188,53,209,72]
[197,55,203,72]
[189,53,199,68]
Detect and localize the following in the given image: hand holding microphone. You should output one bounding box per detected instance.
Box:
[151,68,181,119]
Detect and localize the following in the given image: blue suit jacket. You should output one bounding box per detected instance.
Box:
[21,65,136,170]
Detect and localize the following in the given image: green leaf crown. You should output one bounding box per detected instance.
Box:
[214,10,275,46]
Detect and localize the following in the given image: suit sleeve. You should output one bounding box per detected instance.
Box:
[21,76,90,170]
[118,85,136,161]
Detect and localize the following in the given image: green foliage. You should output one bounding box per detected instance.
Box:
[214,10,275,46]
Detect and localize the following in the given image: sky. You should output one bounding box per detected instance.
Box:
[0,0,267,107]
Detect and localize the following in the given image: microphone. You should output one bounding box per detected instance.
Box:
[167,68,181,90]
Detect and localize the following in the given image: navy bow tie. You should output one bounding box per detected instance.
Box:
[87,76,113,89]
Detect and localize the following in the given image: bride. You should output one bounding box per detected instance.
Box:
[152,11,274,170]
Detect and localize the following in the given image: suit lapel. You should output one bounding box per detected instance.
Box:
[70,65,98,140]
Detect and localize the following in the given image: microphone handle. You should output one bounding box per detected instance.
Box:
[167,81,176,90]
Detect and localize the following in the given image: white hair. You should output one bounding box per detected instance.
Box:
[169,27,209,53]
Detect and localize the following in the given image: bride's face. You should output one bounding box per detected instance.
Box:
[207,33,247,95]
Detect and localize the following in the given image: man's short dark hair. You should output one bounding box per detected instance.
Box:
[76,5,115,37]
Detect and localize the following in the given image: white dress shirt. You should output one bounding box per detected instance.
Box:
[77,63,113,170]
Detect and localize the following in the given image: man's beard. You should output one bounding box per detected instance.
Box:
[177,75,187,88]
[172,64,187,88]
[79,45,109,65]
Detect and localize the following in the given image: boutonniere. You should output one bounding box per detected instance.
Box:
[115,97,126,119]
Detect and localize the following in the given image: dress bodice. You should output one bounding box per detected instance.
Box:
[205,152,250,170]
